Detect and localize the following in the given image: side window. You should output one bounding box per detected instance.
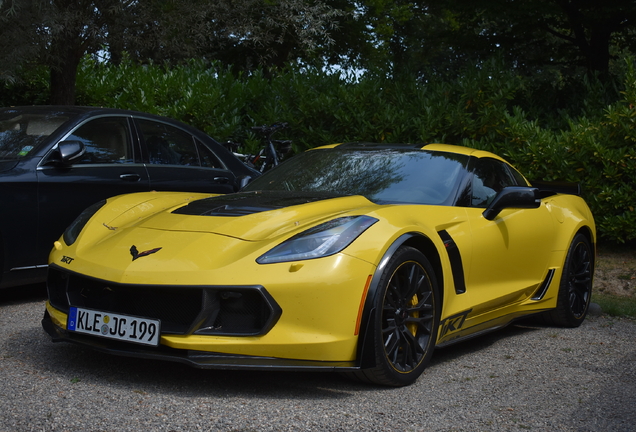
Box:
[68,117,133,164]
[509,166,528,186]
[138,119,200,166]
[471,158,517,208]
[196,139,224,169]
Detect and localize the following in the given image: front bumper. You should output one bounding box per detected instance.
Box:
[43,250,377,366]
[42,309,358,371]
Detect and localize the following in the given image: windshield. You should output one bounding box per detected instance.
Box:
[0,110,69,160]
[244,148,470,205]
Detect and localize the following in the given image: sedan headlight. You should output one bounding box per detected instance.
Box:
[63,200,107,246]
[257,216,378,264]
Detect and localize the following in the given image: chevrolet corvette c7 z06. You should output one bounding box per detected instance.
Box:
[42,143,595,386]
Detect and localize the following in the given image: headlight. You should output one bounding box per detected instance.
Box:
[63,200,107,246]
[257,216,378,264]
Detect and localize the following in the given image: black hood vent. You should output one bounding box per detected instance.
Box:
[172,191,338,217]
[201,204,281,217]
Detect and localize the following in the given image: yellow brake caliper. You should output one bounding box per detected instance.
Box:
[407,294,419,336]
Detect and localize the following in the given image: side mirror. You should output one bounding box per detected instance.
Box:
[238,175,253,190]
[57,140,86,163]
[482,187,541,220]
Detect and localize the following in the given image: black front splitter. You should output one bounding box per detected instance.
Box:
[42,310,358,372]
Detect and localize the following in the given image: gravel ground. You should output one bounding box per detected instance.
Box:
[1,286,635,432]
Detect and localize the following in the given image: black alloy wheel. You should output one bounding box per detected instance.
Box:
[356,246,439,386]
[546,233,594,327]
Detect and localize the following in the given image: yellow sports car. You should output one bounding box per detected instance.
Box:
[42,143,595,386]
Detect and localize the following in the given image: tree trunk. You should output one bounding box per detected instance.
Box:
[587,28,612,74]
[49,39,83,105]
[555,0,628,75]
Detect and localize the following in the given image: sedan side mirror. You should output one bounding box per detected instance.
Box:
[482,187,541,220]
[238,175,253,190]
[57,140,86,163]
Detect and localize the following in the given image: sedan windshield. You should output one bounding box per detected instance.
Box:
[244,148,470,205]
[0,110,69,159]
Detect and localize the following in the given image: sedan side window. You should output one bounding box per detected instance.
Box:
[471,158,517,208]
[138,119,200,166]
[196,138,224,169]
[67,117,133,164]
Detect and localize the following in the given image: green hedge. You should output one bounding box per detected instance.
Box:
[2,55,634,243]
[465,60,636,245]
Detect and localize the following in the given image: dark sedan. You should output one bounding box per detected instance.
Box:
[0,106,258,288]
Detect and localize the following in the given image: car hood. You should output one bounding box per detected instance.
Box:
[134,191,378,242]
[0,160,18,173]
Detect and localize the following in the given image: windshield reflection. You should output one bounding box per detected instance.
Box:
[244,148,470,205]
[0,110,68,159]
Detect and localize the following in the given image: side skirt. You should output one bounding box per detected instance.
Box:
[435,309,550,348]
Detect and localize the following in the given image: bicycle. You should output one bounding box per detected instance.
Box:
[223,122,292,173]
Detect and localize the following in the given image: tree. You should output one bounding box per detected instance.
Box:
[418,0,636,76]
[548,0,636,74]
[0,0,345,105]
[320,0,449,78]
[1,0,141,105]
[0,1,39,83]
[322,0,636,79]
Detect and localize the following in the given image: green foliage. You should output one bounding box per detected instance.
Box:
[5,54,635,243]
[594,294,636,319]
[0,65,50,106]
[467,57,636,244]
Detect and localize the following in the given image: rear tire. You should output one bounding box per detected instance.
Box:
[544,233,594,327]
[351,246,439,386]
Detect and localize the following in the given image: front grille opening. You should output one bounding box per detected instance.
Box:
[47,267,280,336]
[194,290,273,335]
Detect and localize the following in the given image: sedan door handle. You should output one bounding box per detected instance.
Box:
[213,176,230,184]
[120,173,141,182]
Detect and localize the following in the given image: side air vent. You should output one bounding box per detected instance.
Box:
[437,230,466,295]
[532,269,555,301]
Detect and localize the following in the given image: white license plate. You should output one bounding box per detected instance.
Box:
[67,306,161,346]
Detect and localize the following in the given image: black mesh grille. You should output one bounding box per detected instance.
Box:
[211,290,272,333]
[47,267,280,336]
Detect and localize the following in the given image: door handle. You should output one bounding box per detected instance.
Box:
[213,176,230,184]
[120,173,141,182]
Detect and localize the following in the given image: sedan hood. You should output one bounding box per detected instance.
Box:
[135,191,378,241]
[0,160,18,173]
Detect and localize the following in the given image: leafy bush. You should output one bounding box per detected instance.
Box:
[3,54,633,243]
[0,65,50,106]
[465,58,636,244]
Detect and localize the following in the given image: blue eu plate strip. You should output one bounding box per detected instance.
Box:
[67,307,78,331]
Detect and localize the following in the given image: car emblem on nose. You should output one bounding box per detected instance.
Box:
[130,245,162,261]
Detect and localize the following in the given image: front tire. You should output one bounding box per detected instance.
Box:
[545,233,594,327]
[355,246,439,386]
